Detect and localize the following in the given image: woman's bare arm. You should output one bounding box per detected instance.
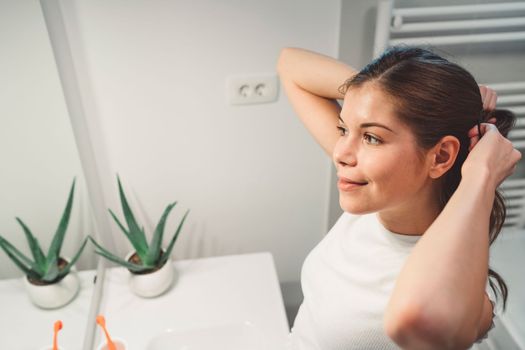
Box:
[384,175,494,349]
[384,123,522,349]
[277,47,357,156]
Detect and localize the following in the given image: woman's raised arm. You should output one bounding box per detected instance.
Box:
[276,47,357,156]
[384,123,522,349]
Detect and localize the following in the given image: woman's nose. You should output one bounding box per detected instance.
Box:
[333,137,357,167]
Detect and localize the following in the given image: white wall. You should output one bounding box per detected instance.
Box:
[0,0,97,279]
[59,0,342,308]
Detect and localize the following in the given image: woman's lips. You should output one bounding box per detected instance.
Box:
[337,177,367,191]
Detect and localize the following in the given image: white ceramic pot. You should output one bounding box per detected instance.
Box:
[96,337,127,350]
[125,251,175,298]
[24,266,80,309]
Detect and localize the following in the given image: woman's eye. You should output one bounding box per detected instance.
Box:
[364,133,381,145]
[337,126,347,136]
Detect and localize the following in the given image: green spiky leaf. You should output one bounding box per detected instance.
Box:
[15,218,46,268]
[0,178,84,283]
[47,178,75,263]
[88,236,153,272]
[0,235,40,271]
[115,176,148,256]
[160,209,189,266]
[0,236,41,278]
[58,236,89,279]
[92,176,189,272]
[108,208,144,257]
[43,254,59,282]
[144,202,176,265]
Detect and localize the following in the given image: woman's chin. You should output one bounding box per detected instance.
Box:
[339,196,375,215]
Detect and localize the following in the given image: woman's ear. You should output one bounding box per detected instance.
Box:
[428,136,460,179]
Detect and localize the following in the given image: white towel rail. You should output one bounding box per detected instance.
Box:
[503,188,525,197]
[501,178,525,189]
[391,17,525,34]
[510,129,525,138]
[489,82,525,92]
[498,94,525,105]
[514,141,525,148]
[389,31,525,47]
[392,2,525,18]
[511,106,525,115]
[375,0,525,56]
[505,216,521,225]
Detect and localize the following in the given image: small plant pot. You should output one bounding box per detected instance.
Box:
[24,260,80,309]
[125,251,175,298]
[96,337,127,350]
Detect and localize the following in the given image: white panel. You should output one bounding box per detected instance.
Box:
[59,0,340,284]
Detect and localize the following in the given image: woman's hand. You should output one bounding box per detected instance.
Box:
[464,122,522,190]
[463,85,521,189]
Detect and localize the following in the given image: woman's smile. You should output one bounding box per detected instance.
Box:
[337,176,368,191]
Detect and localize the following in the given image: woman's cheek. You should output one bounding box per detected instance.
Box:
[364,152,411,189]
[360,154,395,182]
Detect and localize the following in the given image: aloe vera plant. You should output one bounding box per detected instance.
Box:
[0,179,88,284]
[89,176,189,273]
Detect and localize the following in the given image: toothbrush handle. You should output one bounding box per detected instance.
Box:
[103,328,117,350]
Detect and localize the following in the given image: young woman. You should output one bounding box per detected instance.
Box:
[277,46,521,350]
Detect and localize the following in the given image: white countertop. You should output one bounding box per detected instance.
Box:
[94,252,291,350]
[0,269,96,350]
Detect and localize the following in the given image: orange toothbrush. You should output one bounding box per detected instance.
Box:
[96,315,117,350]
[53,320,62,350]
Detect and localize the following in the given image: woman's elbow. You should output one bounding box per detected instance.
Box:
[384,306,477,349]
[384,305,432,348]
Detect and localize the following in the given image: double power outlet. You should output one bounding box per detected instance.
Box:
[226,74,279,105]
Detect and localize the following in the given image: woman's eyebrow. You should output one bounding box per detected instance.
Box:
[338,116,396,134]
[360,122,396,134]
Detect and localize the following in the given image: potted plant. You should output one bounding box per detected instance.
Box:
[89,176,189,298]
[0,179,88,309]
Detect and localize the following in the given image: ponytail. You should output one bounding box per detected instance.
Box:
[483,108,516,312]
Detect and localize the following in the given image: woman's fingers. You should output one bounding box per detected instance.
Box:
[479,85,489,104]
[468,123,498,151]
[467,119,497,138]
[463,122,520,187]
[479,85,498,111]
[489,93,497,111]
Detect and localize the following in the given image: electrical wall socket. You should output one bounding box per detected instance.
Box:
[226,74,279,105]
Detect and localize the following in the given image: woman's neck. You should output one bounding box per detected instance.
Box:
[376,185,442,236]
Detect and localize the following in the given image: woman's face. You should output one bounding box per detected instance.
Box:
[334,83,434,215]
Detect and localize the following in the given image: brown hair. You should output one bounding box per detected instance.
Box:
[339,46,515,311]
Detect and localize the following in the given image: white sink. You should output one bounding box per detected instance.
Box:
[147,321,267,350]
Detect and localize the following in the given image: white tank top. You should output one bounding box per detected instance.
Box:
[288,212,495,350]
